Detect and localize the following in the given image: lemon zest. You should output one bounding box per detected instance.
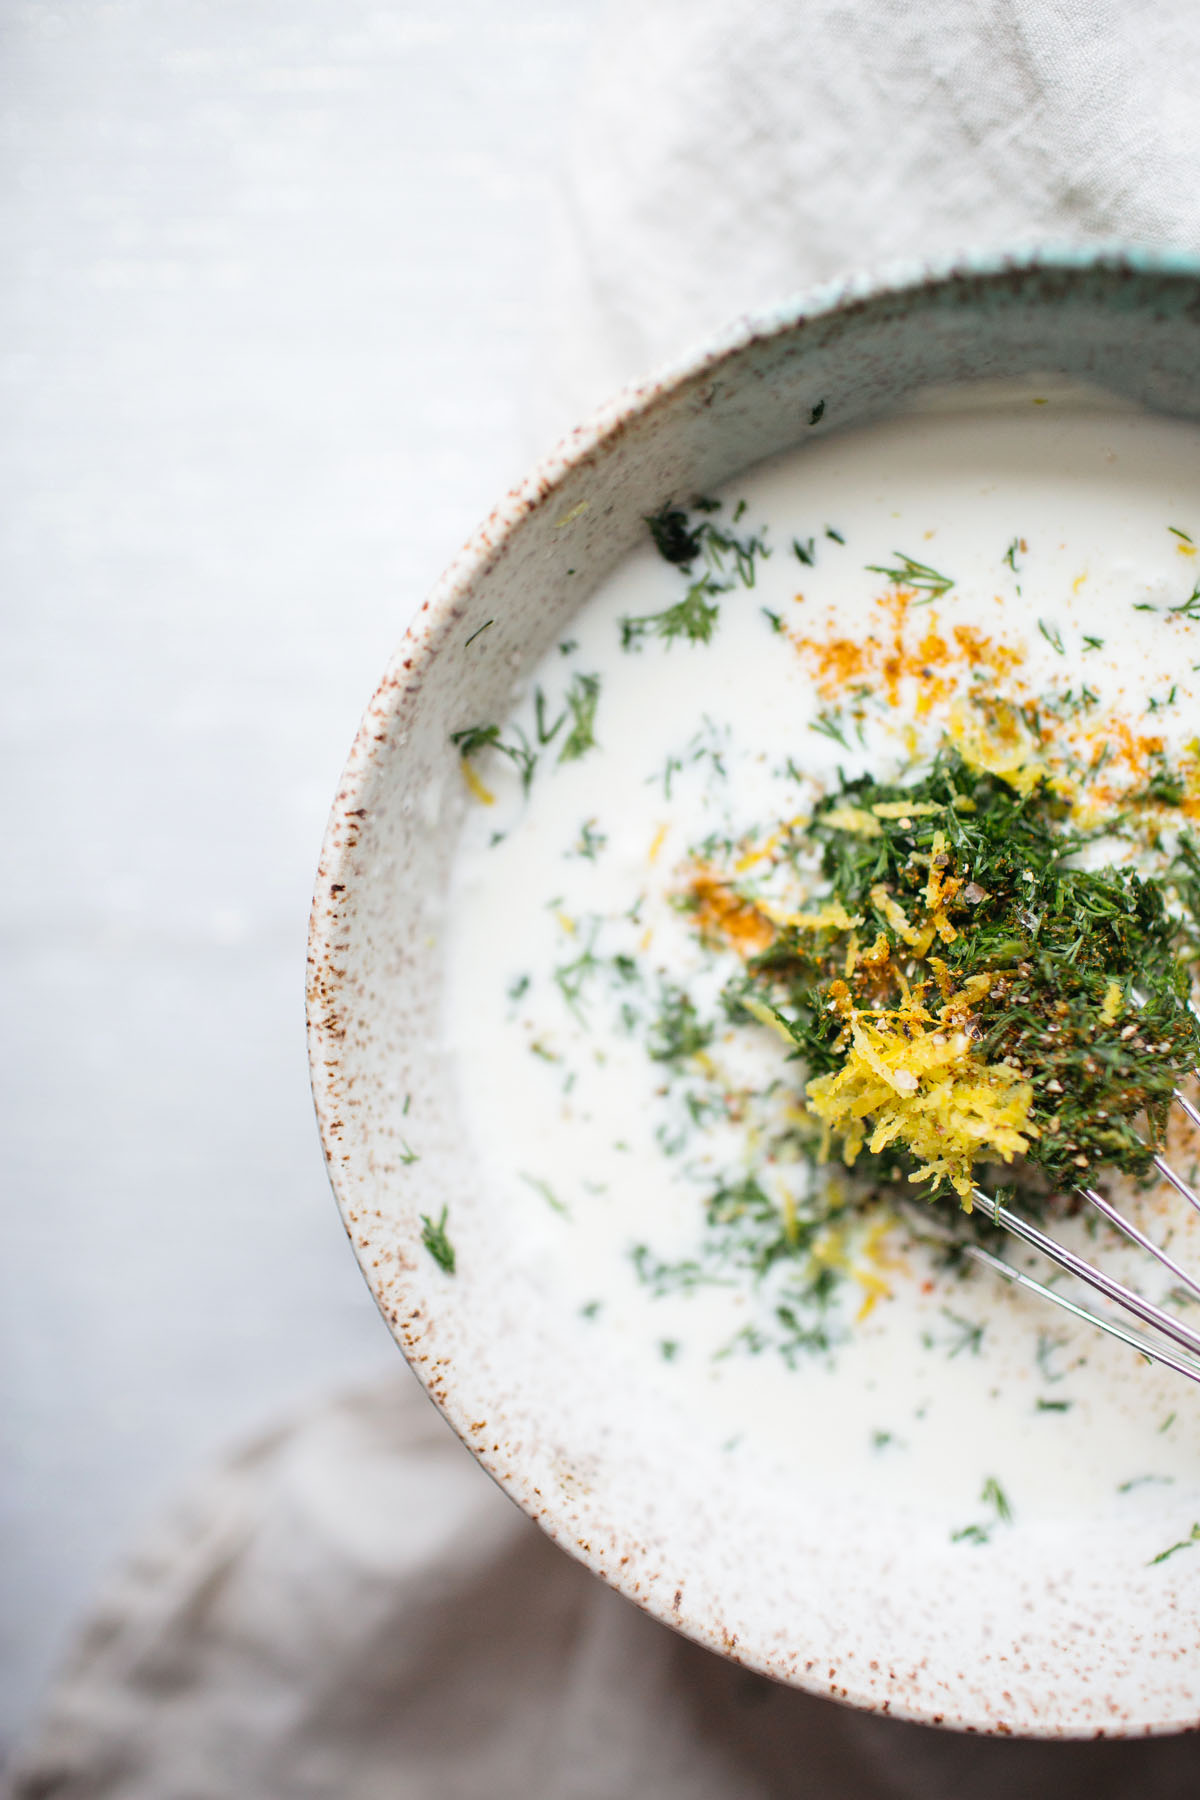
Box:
[806,1007,1037,1202]
[460,758,495,805]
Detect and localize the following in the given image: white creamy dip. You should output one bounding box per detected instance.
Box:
[442,386,1200,1540]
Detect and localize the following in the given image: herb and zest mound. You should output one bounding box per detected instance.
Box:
[692,753,1200,1205]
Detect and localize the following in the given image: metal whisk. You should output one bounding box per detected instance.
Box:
[968,1084,1200,1384]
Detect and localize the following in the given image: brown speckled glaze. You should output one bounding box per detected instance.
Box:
[307,249,1200,1738]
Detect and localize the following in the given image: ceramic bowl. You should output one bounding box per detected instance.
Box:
[307,247,1200,1738]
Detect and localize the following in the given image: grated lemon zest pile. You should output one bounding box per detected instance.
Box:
[805,1004,1037,1203]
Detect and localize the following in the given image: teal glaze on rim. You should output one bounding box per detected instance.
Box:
[307,248,1200,1738]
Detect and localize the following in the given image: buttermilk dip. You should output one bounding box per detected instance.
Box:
[442,386,1200,1539]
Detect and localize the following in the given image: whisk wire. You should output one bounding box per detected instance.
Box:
[969,1181,1200,1364]
[963,1242,1200,1385]
[970,1088,1200,1383]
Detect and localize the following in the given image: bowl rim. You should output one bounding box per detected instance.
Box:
[306,241,1200,1737]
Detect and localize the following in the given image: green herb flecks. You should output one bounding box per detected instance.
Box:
[631,1171,865,1366]
[633,499,771,648]
[865,551,955,603]
[420,1207,456,1274]
[450,721,538,795]
[646,503,704,565]
[621,576,725,649]
[570,819,607,861]
[1149,1522,1200,1566]
[647,982,714,1065]
[644,498,770,586]
[952,1475,1015,1546]
[808,709,852,751]
[534,688,565,746]
[558,672,601,761]
[520,1172,568,1215]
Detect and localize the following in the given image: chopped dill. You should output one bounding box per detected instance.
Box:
[645,502,703,566]
[464,618,494,647]
[825,526,845,544]
[520,1172,568,1215]
[398,1140,420,1166]
[558,672,601,761]
[809,400,826,425]
[808,709,851,750]
[950,1523,990,1547]
[981,1476,1013,1523]
[570,819,607,861]
[647,982,714,1065]
[1149,1522,1200,1566]
[940,1310,986,1359]
[952,1476,1014,1546]
[534,688,565,745]
[1170,586,1200,620]
[865,551,954,602]
[644,498,770,585]
[1082,634,1104,651]
[792,536,816,566]
[762,607,785,633]
[1037,618,1065,655]
[450,721,538,795]
[554,934,601,1021]
[621,576,724,649]
[419,1207,456,1274]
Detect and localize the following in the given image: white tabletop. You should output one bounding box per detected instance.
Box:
[0,0,601,1752]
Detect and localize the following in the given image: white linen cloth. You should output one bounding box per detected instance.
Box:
[13,2,1200,1793]
[11,1376,1200,1799]
[534,0,1200,445]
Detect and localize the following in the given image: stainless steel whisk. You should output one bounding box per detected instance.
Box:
[968,1081,1200,1383]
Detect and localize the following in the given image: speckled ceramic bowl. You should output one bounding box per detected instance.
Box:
[308,247,1200,1739]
